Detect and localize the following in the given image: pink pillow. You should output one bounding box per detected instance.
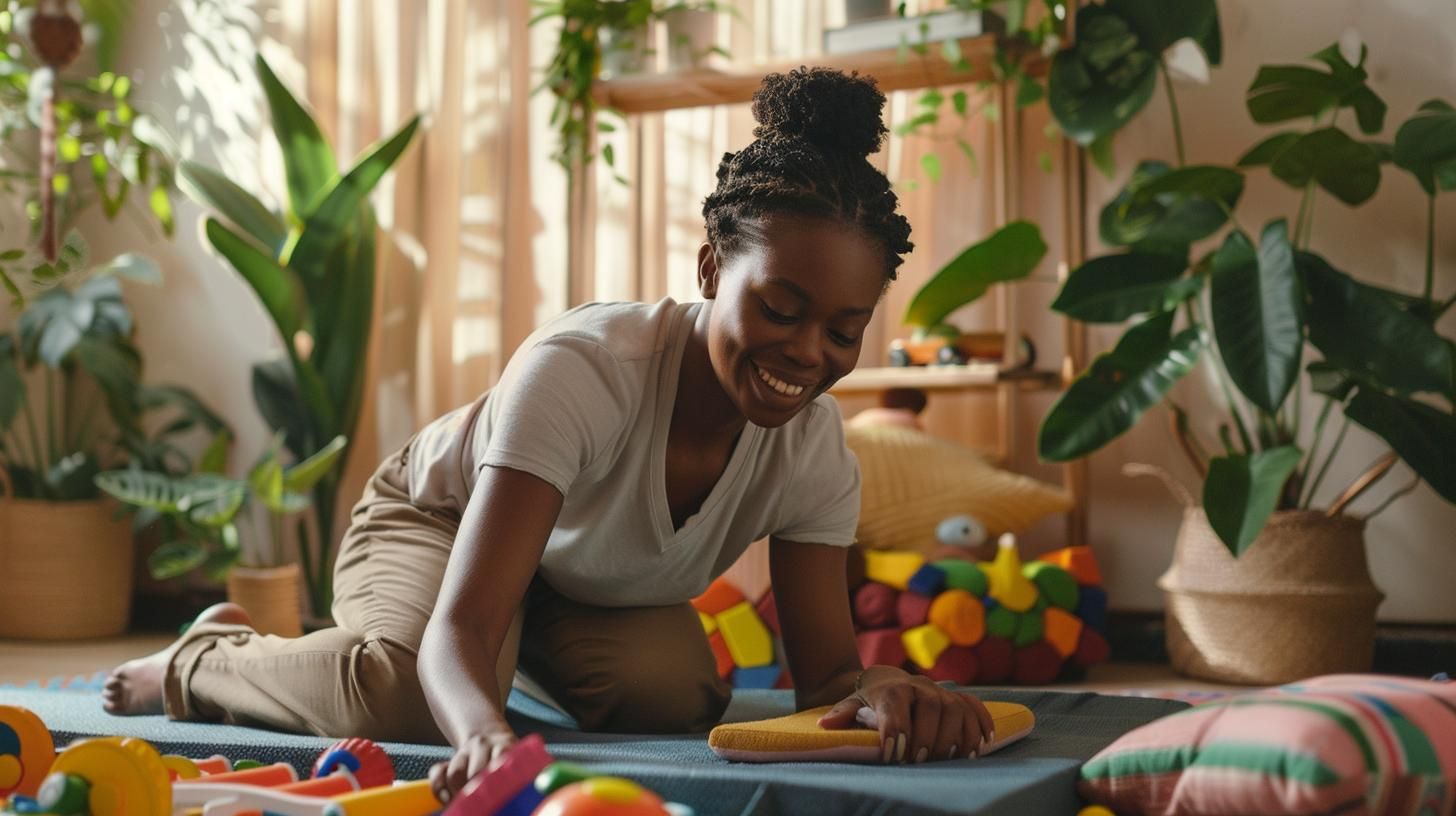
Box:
[1079,674,1456,815]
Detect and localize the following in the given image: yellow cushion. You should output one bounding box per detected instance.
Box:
[708,702,1035,763]
[844,424,1073,555]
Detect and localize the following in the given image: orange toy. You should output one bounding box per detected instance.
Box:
[535,777,671,816]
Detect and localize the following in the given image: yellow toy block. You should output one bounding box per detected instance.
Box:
[1038,545,1103,586]
[863,550,926,590]
[986,534,1039,612]
[1043,606,1084,658]
[901,624,950,670]
[716,602,774,668]
[699,610,717,635]
[927,589,985,647]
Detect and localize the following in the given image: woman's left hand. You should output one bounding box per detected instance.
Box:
[817,668,994,763]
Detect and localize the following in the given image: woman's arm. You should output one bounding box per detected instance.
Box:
[770,537,994,764]
[420,464,563,801]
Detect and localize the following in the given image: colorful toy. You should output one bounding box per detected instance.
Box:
[934,514,987,551]
[535,778,670,816]
[0,706,54,800]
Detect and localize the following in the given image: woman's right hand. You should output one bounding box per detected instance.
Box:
[428,729,519,805]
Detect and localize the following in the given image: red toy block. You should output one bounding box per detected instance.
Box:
[708,630,734,678]
[972,636,1014,683]
[925,645,978,685]
[852,581,899,629]
[693,576,746,616]
[856,628,907,668]
[755,590,781,635]
[1012,641,1062,685]
[896,591,933,629]
[1073,626,1111,668]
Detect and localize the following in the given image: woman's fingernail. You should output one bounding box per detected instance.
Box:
[915,747,928,763]
[895,733,906,762]
[948,744,958,759]
[882,738,893,763]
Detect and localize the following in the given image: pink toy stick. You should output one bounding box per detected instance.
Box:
[444,734,553,815]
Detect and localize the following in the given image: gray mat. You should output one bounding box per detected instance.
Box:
[0,686,1185,815]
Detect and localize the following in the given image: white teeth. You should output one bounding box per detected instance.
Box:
[756,364,805,397]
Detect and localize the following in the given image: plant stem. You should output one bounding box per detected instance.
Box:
[1439,291,1456,319]
[45,369,59,461]
[1299,397,1336,507]
[20,392,47,483]
[1187,299,1255,454]
[1304,415,1350,509]
[1424,194,1436,303]
[72,396,102,458]
[1160,58,1187,167]
[1293,183,1315,248]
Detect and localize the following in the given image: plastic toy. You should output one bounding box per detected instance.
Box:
[0,706,54,799]
[934,515,987,551]
[535,777,670,816]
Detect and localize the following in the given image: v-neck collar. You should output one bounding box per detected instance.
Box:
[648,301,760,548]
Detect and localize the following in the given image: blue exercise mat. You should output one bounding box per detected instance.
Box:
[0,685,1185,815]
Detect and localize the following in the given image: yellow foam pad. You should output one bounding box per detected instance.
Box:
[709,702,1035,763]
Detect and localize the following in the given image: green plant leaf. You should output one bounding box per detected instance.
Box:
[179,160,289,254]
[903,221,1047,327]
[1393,99,1456,195]
[1246,43,1384,133]
[1344,387,1456,504]
[74,336,142,431]
[252,358,314,459]
[1300,251,1455,397]
[1051,252,1200,323]
[149,187,174,236]
[0,340,23,429]
[44,452,102,500]
[1037,312,1203,461]
[1015,75,1045,109]
[283,435,347,493]
[95,469,187,513]
[1306,361,1355,400]
[203,527,241,581]
[920,152,942,183]
[1237,132,1300,168]
[198,428,232,475]
[1106,0,1221,64]
[1088,132,1116,178]
[1210,222,1303,414]
[1100,161,1240,250]
[179,476,247,526]
[148,539,209,580]
[256,54,338,218]
[1047,6,1158,145]
[1269,128,1382,205]
[98,253,162,284]
[314,209,374,459]
[285,115,420,275]
[204,218,308,342]
[1202,446,1302,556]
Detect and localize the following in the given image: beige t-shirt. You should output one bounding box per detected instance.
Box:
[405,298,861,607]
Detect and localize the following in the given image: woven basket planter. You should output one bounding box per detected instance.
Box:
[0,468,135,640]
[1158,508,1382,685]
[226,563,303,638]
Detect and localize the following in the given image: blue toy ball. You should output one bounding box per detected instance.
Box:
[936,515,987,549]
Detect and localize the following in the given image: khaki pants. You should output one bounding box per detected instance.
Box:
[162,446,731,744]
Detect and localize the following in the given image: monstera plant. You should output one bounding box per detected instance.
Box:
[177,54,420,619]
[1037,38,1456,555]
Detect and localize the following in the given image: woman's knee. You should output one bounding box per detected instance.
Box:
[329,637,443,743]
[568,659,732,733]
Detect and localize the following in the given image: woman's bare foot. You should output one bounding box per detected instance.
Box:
[101,602,253,716]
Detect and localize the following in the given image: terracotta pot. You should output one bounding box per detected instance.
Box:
[1158,508,1382,685]
[0,468,135,639]
[226,563,303,637]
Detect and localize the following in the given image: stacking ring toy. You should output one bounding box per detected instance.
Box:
[0,706,53,799]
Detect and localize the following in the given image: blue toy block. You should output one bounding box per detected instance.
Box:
[733,663,782,689]
[906,564,948,597]
[1076,585,1108,634]
[496,786,545,816]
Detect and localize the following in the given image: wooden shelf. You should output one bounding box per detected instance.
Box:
[830,365,1060,396]
[592,34,1047,114]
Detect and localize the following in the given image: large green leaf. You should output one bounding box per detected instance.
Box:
[1051,252,1200,323]
[179,476,248,527]
[256,54,338,219]
[286,116,420,274]
[903,221,1047,327]
[1106,0,1221,64]
[252,357,314,459]
[283,435,348,493]
[1047,6,1158,146]
[1300,252,1455,397]
[74,337,142,431]
[44,452,102,501]
[1393,99,1456,195]
[320,208,375,450]
[95,470,188,513]
[1269,128,1382,206]
[1344,387,1456,504]
[1210,222,1303,413]
[1038,312,1203,461]
[1246,43,1385,133]
[178,160,289,254]
[1237,132,1301,168]
[204,218,308,342]
[1100,162,1240,250]
[148,539,209,581]
[1202,446,1303,557]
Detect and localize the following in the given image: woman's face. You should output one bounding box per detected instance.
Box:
[698,214,888,428]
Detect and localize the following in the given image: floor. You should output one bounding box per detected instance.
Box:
[0,634,1246,693]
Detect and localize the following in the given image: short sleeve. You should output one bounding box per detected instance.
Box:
[773,401,861,547]
[478,336,631,495]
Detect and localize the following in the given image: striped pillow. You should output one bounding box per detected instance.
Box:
[1079,674,1456,816]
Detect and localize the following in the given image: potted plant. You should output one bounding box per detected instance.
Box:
[0,2,214,639]
[96,434,347,637]
[1035,34,1455,683]
[175,54,420,624]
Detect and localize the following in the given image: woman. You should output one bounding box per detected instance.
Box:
[103,66,993,804]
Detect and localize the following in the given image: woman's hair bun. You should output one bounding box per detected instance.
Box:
[750,66,888,158]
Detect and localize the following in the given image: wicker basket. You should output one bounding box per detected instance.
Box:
[0,467,136,640]
[226,564,304,637]
[1159,508,1382,685]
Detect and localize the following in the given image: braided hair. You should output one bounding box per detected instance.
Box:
[702,67,914,281]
